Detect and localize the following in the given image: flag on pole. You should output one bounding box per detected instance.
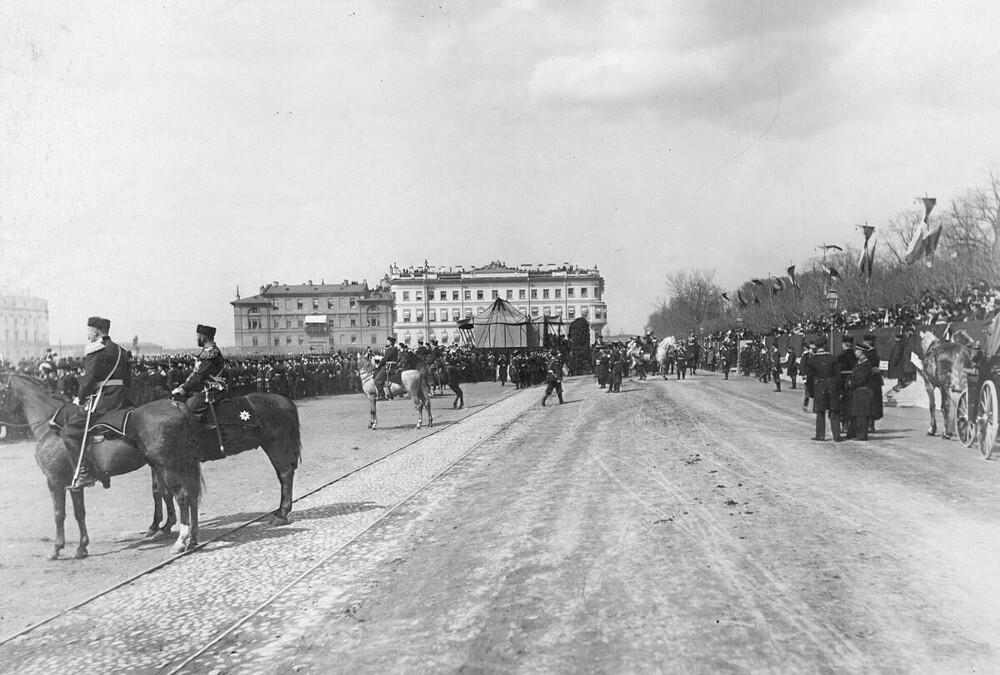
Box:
[857,226,877,279]
[824,265,841,280]
[750,278,766,286]
[721,292,731,302]
[771,277,785,294]
[736,290,748,308]
[753,293,761,306]
[905,197,940,266]
[822,244,844,252]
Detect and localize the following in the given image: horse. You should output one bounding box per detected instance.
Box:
[656,336,677,379]
[918,330,974,439]
[357,353,432,430]
[0,373,301,559]
[427,360,464,409]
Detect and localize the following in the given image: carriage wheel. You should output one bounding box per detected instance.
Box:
[980,380,998,460]
[957,389,976,448]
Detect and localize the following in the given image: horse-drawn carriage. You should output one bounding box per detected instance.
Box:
[956,347,1000,459]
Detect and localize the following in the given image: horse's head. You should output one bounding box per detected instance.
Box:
[919,330,939,354]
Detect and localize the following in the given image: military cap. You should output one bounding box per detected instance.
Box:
[87,316,111,331]
[814,335,829,348]
[386,336,397,344]
[196,324,217,339]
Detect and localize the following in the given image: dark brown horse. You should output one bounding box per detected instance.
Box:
[0,373,301,559]
[427,361,464,409]
[918,330,974,439]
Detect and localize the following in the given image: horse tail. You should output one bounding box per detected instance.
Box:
[289,401,303,465]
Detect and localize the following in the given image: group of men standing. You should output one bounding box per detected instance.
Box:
[800,333,884,442]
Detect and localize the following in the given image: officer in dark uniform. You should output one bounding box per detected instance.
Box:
[171,324,226,422]
[541,350,564,406]
[374,336,399,400]
[803,335,841,442]
[64,316,133,490]
[847,342,874,441]
[836,335,859,438]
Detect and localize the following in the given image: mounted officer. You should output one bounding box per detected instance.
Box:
[171,324,227,423]
[374,336,399,401]
[64,316,133,490]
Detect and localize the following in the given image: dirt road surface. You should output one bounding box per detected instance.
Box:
[3,372,1000,672]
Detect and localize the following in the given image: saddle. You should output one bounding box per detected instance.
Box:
[210,395,262,428]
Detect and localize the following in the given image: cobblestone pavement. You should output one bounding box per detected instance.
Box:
[0,382,543,674]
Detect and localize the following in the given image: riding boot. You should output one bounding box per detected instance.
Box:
[65,438,97,491]
[376,384,387,401]
[541,395,547,406]
[813,413,826,441]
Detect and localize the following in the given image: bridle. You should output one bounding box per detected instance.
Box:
[0,373,58,430]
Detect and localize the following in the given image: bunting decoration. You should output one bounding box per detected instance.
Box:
[771,277,785,294]
[821,244,844,252]
[904,197,940,266]
[750,278,766,286]
[824,265,841,280]
[721,292,731,302]
[753,293,761,306]
[736,290,748,308]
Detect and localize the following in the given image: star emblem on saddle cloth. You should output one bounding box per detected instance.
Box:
[239,410,251,422]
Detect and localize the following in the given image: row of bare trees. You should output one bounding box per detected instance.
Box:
[648,169,1000,337]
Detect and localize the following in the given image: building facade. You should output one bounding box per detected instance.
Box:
[388,262,608,345]
[0,292,50,363]
[231,280,393,354]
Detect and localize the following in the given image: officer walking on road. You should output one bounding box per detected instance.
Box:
[541,350,565,406]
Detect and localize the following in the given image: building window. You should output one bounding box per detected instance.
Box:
[351,335,357,344]
[476,307,484,314]
[313,298,319,310]
[531,307,539,317]
[452,290,459,301]
[543,307,551,316]
[403,309,411,322]
[441,333,449,343]
[274,337,280,346]
[297,299,304,310]
[416,309,424,322]
[452,309,460,320]
[286,318,292,328]
[416,290,423,301]
[248,318,260,330]
[252,336,258,346]
[285,299,292,309]
[582,307,589,317]
[403,291,410,301]
[465,309,473,318]
[543,289,550,299]
[298,336,304,345]
[492,290,499,299]
[555,289,562,299]
[326,299,333,309]
[286,336,292,345]
[464,290,471,300]
[568,288,575,298]
[274,318,281,329]
[506,290,513,300]
[350,318,357,327]
[428,290,435,300]
[372,334,378,344]
[531,289,538,299]
[429,310,437,321]
[477,290,484,300]
[581,288,588,298]
[519,306,527,314]
[518,289,525,300]
[555,306,563,315]
[595,308,603,319]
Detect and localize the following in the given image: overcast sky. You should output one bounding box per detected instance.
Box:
[2,1,998,348]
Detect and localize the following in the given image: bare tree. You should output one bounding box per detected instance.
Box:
[647,269,723,336]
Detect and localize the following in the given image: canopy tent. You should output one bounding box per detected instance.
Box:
[471,298,539,349]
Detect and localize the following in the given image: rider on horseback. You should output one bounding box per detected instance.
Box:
[171,324,227,423]
[374,336,399,401]
[64,316,133,491]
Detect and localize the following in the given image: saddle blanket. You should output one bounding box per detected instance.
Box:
[212,396,262,428]
[49,404,132,439]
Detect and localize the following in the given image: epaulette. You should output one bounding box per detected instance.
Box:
[84,341,106,355]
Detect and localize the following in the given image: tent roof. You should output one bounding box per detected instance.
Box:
[473,298,529,326]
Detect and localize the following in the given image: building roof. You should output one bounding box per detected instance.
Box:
[232,280,381,306]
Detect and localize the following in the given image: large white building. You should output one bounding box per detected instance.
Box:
[0,292,50,363]
[388,261,608,346]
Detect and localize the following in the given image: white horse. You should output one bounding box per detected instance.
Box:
[357,353,433,430]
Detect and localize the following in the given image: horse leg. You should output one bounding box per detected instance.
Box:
[941,389,953,440]
[146,469,176,540]
[369,393,378,430]
[69,489,90,559]
[271,464,295,525]
[926,382,938,436]
[168,465,202,555]
[425,387,433,427]
[48,484,67,561]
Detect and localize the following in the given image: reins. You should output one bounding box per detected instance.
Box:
[0,375,59,430]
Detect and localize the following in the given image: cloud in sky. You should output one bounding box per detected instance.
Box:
[1,1,999,346]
